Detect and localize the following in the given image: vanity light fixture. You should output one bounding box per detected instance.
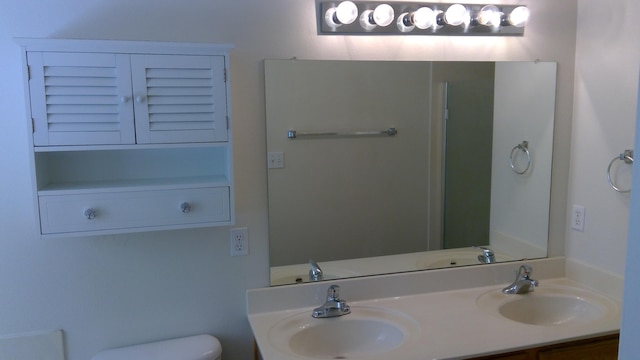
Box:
[319,1,529,36]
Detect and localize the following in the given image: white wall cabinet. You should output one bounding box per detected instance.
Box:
[19,39,234,237]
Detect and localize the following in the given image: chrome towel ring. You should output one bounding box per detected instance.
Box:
[510,141,531,175]
[607,149,634,193]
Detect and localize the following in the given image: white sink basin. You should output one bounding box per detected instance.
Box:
[476,285,619,326]
[267,306,420,358]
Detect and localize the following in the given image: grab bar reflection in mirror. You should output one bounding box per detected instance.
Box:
[287,127,397,139]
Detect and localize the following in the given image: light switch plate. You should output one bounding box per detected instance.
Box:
[571,204,585,232]
[267,152,284,169]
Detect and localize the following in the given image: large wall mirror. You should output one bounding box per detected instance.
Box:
[265,59,557,286]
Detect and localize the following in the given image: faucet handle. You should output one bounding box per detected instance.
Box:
[312,285,351,318]
[473,246,494,255]
[519,264,533,277]
[502,264,539,294]
[327,284,341,301]
[473,246,496,263]
[309,258,324,281]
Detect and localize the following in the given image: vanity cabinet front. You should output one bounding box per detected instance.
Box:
[19,39,234,237]
[472,333,619,360]
[537,334,618,360]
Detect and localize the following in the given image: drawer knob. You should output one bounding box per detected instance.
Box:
[84,208,97,220]
[135,95,146,103]
[179,202,192,213]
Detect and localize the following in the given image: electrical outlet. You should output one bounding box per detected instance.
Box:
[571,205,585,232]
[230,227,249,256]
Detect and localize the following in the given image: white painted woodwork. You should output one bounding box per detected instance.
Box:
[0,330,64,360]
[19,39,234,237]
[27,52,135,146]
[39,187,230,234]
[131,54,228,143]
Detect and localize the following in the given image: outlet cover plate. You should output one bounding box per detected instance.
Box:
[230,227,249,256]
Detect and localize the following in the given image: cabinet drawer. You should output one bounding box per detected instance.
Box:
[38,187,230,234]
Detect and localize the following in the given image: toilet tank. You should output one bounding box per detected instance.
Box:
[92,335,222,360]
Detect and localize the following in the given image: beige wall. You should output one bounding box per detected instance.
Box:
[0,1,578,359]
[266,60,431,266]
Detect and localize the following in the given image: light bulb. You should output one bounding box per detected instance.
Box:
[359,9,377,30]
[336,1,358,25]
[508,6,529,27]
[477,5,502,26]
[373,4,394,27]
[397,12,415,32]
[444,4,468,26]
[325,7,341,28]
[412,7,435,30]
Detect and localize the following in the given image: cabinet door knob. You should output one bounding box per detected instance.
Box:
[135,95,146,103]
[120,96,130,103]
[179,202,192,213]
[84,208,97,220]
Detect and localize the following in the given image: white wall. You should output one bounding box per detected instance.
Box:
[572,0,640,353]
[0,1,577,359]
[567,0,640,276]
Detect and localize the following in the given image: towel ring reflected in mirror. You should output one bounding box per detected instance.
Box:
[607,149,634,193]
[510,140,531,175]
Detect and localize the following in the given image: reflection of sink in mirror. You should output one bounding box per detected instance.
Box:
[476,285,620,326]
[270,265,360,286]
[416,248,514,270]
[270,248,521,285]
[267,306,420,358]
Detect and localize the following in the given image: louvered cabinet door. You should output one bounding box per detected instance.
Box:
[27,52,136,146]
[130,54,228,144]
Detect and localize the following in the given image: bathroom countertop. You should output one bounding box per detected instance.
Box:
[247,258,622,360]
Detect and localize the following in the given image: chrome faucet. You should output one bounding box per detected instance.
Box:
[474,246,496,264]
[502,264,539,294]
[309,258,324,282]
[312,285,351,318]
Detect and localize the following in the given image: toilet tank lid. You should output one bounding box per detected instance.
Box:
[92,335,222,360]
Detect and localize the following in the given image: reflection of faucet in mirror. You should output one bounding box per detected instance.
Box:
[309,258,324,282]
[312,285,351,318]
[502,265,539,294]
[473,246,496,264]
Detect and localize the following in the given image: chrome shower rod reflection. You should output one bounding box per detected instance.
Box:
[287,127,397,139]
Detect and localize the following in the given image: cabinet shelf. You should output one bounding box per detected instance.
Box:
[37,175,229,195]
[33,142,229,152]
